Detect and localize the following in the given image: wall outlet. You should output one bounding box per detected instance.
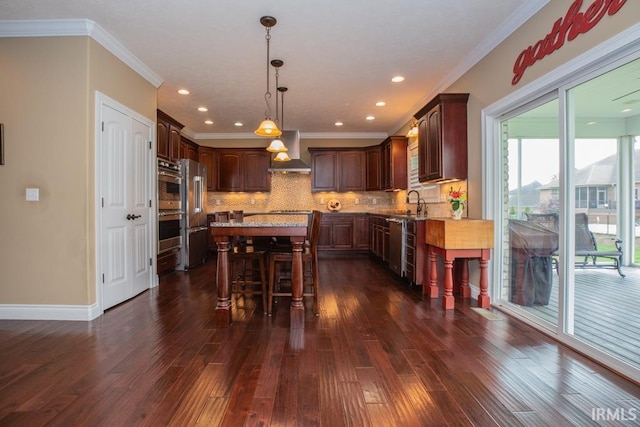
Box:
[215,199,221,206]
[354,198,360,205]
[440,193,447,202]
[250,198,256,205]
[319,198,325,204]
[26,188,39,202]
[372,198,377,205]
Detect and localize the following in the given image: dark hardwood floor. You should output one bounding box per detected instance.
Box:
[1,253,639,426]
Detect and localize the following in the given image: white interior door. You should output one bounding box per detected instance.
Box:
[100,104,152,310]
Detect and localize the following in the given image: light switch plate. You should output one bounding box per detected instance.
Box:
[26,188,39,201]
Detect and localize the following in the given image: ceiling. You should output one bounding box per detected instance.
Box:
[1,0,547,139]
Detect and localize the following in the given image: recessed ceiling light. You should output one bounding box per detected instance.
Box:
[366,115,375,121]
[197,106,208,112]
[178,89,190,95]
[621,108,632,113]
[334,121,344,126]
[204,120,213,125]
[587,121,597,125]
[390,76,405,83]
[234,122,243,127]
[375,101,386,107]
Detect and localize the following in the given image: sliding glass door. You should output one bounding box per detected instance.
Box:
[496,56,640,375]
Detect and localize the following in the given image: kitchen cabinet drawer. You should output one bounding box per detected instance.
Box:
[157,249,180,275]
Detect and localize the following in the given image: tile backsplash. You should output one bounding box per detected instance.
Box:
[206,173,466,217]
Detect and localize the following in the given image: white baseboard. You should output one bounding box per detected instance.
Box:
[0,303,102,321]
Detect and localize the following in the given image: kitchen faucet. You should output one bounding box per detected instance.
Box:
[406,190,426,217]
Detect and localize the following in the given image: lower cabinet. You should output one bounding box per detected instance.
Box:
[157,249,181,276]
[318,214,369,250]
[369,215,389,262]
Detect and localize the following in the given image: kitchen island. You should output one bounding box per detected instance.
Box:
[209,214,309,328]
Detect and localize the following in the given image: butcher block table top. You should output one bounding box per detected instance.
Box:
[425,218,494,250]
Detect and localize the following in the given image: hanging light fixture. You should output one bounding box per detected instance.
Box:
[255,16,282,137]
[266,59,288,152]
[273,86,291,161]
[406,120,419,138]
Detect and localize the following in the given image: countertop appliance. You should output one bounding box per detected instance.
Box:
[387,217,407,277]
[177,159,208,270]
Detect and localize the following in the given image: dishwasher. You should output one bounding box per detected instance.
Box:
[387,218,406,277]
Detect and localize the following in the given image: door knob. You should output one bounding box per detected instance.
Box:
[126,214,134,220]
[133,214,142,219]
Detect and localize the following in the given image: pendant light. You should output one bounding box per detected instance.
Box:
[273,86,291,162]
[255,16,282,137]
[266,59,288,152]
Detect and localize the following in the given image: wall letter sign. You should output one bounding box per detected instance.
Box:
[512,0,627,85]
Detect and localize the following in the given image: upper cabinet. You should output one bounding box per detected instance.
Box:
[414,93,468,183]
[366,146,382,191]
[157,110,183,161]
[309,148,365,192]
[198,147,217,191]
[216,149,271,192]
[179,136,199,162]
[381,136,408,191]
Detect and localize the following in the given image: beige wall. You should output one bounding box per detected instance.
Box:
[443,0,640,218]
[0,37,156,306]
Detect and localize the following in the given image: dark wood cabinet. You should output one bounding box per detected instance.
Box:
[318,214,353,250]
[353,215,369,250]
[381,136,408,190]
[216,149,270,192]
[309,148,365,192]
[179,136,199,161]
[310,150,337,192]
[198,147,217,191]
[318,214,368,251]
[415,93,468,183]
[157,110,183,161]
[369,215,389,262]
[243,151,271,192]
[157,249,181,276]
[338,151,366,191]
[366,147,381,190]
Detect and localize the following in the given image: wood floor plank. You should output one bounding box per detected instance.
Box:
[0,254,638,426]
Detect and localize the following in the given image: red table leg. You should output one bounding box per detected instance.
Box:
[214,237,232,327]
[442,255,455,309]
[460,259,470,298]
[426,247,439,298]
[477,250,491,308]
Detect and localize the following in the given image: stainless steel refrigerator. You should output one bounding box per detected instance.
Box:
[177,159,208,269]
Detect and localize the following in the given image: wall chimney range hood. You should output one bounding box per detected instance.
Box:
[268,130,311,173]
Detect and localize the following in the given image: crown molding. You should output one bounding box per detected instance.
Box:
[195,131,389,140]
[0,19,163,88]
[392,0,550,131]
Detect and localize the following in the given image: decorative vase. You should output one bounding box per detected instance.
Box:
[451,205,464,220]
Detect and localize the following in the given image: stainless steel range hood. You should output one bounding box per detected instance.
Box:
[268,130,311,173]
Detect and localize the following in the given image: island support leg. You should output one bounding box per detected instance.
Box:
[290,237,305,329]
[214,237,232,327]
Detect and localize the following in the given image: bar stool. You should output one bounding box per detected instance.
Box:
[216,210,268,314]
[268,210,322,316]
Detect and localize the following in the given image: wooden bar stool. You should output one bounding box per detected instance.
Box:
[268,210,322,316]
[215,210,268,314]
